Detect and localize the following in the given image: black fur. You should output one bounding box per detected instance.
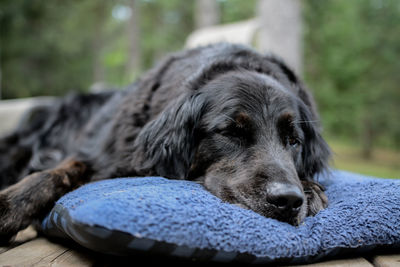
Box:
[0,43,330,241]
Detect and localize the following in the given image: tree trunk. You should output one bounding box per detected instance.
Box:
[256,0,303,75]
[126,0,141,79]
[92,3,107,83]
[361,116,374,159]
[194,0,220,29]
[0,41,2,100]
[0,56,2,100]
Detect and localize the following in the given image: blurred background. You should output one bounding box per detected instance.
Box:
[0,0,399,178]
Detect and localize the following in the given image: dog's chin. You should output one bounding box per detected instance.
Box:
[233,202,308,226]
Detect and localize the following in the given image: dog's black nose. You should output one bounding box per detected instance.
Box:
[267,182,304,212]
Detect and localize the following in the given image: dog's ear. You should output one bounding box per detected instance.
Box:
[134,92,207,179]
[297,101,331,180]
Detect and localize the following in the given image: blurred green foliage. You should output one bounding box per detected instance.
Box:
[304,0,400,154]
[0,0,256,98]
[303,0,400,153]
[0,0,399,155]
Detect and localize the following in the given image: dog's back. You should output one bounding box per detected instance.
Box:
[0,91,115,189]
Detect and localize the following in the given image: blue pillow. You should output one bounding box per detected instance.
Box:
[40,170,400,264]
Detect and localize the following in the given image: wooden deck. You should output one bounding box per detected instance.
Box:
[0,227,399,266]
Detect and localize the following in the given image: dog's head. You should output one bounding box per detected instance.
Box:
[135,60,330,225]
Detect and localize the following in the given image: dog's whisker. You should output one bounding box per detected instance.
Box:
[293,120,320,124]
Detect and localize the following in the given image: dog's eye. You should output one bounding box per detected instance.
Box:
[219,127,243,139]
[216,123,248,142]
[287,136,301,148]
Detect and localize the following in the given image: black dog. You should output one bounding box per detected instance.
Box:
[0,43,330,242]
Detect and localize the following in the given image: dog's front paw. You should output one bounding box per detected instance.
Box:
[0,193,28,245]
[302,180,328,217]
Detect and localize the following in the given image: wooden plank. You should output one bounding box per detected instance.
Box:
[373,254,400,267]
[0,238,70,266]
[285,257,373,267]
[0,226,37,254]
[50,249,95,266]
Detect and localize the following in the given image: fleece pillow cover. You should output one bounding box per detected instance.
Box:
[40,170,400,264]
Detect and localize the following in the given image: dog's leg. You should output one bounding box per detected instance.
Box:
[0,158,87,244]
[302,180,328,216]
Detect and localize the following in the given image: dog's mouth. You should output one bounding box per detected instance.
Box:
[233,201,304,226]
[230,193,306,226]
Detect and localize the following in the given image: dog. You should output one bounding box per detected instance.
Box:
[0,43,330,243]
